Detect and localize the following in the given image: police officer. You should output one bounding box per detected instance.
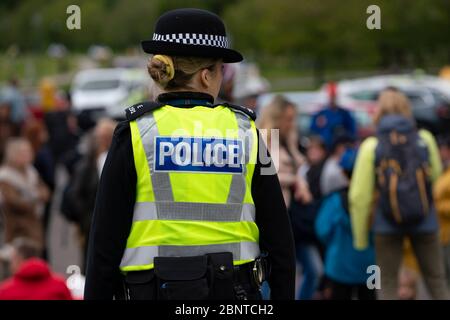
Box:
[84,8,295,300]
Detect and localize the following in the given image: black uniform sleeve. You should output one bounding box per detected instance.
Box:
[84,121,136,300]
[252,131,296,300]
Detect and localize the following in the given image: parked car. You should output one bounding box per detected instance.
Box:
[71,68,151,129]
[326,75,450,134]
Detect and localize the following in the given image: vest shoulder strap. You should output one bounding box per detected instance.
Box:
[125,101,163,121]
[221,103,257,121]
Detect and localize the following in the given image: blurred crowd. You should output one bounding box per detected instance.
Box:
[256,84,450,300]
[0,65,449,300]
[0,77,117,299]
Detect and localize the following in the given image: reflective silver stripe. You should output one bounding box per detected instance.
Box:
[227,112,252,204]
[135,113,173,202]
[133,202,255,222]
[120,242,260,268]
[120,245,158,268]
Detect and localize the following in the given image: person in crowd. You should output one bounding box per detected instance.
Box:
[349,89,449,299]
[259,95,320,300]
[21,120,55,193]
[21,119,55,260]
[63,118,117,272]
[0,237,72,300]
[300,136,328,201]
[0,78,27,134]
[291,136,327,299]
[0,102,14,161]
[0,139,50,249]
[320,135,355,196]
[258,95,311,208]
[310,82,356,150]
[44,109,80,166]
[39,78,57,113]
[434,134,450,289]
[400,240,421,300]
[397,267,418,300]
[316,148,376,300]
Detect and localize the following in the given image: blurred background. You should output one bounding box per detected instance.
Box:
[0,0,450,300]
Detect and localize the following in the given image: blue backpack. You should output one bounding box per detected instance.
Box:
[375,116,432,225]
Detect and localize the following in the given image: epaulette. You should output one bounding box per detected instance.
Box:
[222,103,257,121]
[125,101,163,121]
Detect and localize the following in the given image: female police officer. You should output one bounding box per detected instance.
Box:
[84,8,295,300]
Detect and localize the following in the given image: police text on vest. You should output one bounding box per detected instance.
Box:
[155,136,244,173]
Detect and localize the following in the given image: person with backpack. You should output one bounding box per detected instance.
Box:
[349,88,449,300]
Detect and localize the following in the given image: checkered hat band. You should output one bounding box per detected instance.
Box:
[152,33,229,49]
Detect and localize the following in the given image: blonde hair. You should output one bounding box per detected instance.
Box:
[258,95,296,145]
[94,118,117,136]
[374,89,413,125]
[148,55,219,90]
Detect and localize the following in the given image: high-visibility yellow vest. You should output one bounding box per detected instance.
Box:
[120,104,260,272]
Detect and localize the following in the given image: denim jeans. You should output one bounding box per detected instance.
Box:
[296,243,323,300]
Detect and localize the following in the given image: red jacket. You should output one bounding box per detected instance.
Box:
[0,258,72,300]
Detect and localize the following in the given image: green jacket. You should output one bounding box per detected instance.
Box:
[349,129,442,250]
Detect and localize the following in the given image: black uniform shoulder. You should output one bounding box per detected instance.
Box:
[113,120,131,138]
[124,101,163,121]
[220,102,256,121]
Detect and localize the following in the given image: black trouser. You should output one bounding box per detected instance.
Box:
[328,279,376,300]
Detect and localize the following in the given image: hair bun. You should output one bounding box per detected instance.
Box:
[148,55,175,88]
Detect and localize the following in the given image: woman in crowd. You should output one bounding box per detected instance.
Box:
[21,120,55,260]
[259,95,322,300]
[349,89,449,299]
[258,95,311,207]
[0,138,50,250]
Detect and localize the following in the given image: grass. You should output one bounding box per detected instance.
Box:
[0,53,81,88]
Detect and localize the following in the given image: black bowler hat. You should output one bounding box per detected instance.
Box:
[141,8,243,63]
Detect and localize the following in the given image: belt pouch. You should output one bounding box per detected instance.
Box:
[124,270,156,300]
[154,255,209,300]
[207,252,235,300]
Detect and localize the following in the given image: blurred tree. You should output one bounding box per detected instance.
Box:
[224,0,450,74]
[224,0,378,82]
[155,0,238,15]
[1,0,450,74]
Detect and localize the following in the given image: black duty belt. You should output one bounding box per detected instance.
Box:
[121,253,269,300]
